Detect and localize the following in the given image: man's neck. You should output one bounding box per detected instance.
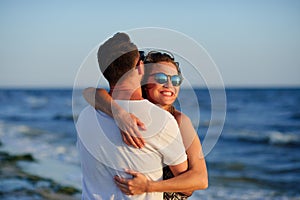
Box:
[109,86,143,100]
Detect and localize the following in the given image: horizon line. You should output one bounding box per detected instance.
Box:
[1,85,300,90]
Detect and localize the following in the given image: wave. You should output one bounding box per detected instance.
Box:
[1,115,48,122]
[0,121,79,164]
[226,130,300,146]
[268,131,300,145]
[25,96,49,109]
[290,112,300,120]
[52,114,75,121]
[0,121,81,190]
[1,113,76,122]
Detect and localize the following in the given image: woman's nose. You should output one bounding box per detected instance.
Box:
[163,77,173,88]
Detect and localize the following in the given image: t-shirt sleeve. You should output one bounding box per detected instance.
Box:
[157,117,187,166]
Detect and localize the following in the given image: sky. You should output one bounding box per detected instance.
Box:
[0,0,300,88]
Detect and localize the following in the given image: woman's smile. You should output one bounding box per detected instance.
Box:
[160,90,174,97]
[145,61,180,107]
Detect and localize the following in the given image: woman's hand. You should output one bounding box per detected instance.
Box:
[83,87,147,148]
[114,110,146,148]
[114,169,150,195]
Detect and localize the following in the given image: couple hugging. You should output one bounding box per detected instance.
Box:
[76,32,208,200]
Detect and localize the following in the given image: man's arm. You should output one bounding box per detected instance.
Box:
[82,87,145,148]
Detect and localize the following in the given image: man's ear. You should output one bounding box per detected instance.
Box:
[136,61,144,75]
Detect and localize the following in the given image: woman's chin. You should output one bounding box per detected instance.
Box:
[159,98,176,107]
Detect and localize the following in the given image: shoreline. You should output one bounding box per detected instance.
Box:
[0,150,81,200]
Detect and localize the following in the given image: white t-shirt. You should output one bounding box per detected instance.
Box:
[76,99,187,200]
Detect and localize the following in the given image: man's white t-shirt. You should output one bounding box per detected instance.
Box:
[76,100,187,200]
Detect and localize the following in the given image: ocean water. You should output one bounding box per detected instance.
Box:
[0,88,299,200]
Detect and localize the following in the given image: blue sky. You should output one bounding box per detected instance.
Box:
[1,0,300,88]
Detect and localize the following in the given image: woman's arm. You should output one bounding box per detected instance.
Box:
[83,87,118,116]
[82,87,146,148]
[152,135,208,194]
[114,112,208,194]
[169,112,208,192]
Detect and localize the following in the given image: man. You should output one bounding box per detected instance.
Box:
[76,32,187,199]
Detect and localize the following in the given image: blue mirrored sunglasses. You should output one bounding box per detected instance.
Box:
[150,73,183,86]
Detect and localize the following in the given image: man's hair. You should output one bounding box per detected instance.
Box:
[97,32,139,86]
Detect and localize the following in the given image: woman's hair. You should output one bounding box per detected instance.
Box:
[143,51,181,75]
[141,51,181,115]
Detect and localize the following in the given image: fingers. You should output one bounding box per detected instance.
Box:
[114,176,133,195]
[129,114,146,147]
[114,171,147,195]
[120,129,145,149]
[129,114,146,148]
[132,134,145,149]
[114,175,128,184]
[121,132,132,147]
[131,125,146,147]
[124,169,139,177]
[136,117,146,130]
[116,112,146,148]
[121,130,139,148]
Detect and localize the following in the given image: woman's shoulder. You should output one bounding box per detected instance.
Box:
[173,110,192,125]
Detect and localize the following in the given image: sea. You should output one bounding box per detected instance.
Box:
[0,88,299,200]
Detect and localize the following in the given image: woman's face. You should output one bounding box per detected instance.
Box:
[145,61,181,108]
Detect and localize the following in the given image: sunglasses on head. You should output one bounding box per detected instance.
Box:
[150,73,183,87]
[145,50,179,65]
[139,51,146,61]
[139,50,182,74]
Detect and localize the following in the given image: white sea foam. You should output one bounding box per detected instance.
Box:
[190,184,291,200]
[0,121,81,189]
[226,129,300,145]
[269,131,300,145]
[18,159,81,189]
[25,96,48,108]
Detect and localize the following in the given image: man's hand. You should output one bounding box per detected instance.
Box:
[114,169,150,195]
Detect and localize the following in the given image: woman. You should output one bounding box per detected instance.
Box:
[83,51,208,199]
